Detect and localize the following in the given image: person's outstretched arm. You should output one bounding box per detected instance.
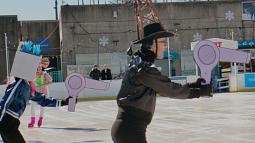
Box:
[30,91,72,107]
[135,67,212,99]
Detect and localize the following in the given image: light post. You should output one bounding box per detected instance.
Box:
[167,30,171,77]
[5,33,10,78]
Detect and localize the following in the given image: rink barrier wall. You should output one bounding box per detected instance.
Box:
[0,76,198,100]
[0,80,122,100]
[230,73,255,92]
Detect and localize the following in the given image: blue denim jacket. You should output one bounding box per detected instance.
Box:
[0,78,61,121]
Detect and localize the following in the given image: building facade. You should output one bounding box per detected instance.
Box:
[60,0,255,80]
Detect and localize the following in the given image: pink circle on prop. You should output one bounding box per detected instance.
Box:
[68,75,82,90]
[193,40,220,84]
[194,40,219,68]
[198,45,216,65]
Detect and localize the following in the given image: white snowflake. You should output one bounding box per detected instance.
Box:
[193,33,202,42]
[144,13,153,24]
[99,36,109,47]
[225,11,234,21]
[249,42,254,46]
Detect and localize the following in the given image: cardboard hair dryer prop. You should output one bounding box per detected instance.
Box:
[10,42,41,81]
[194,40,251,85]
[65,73,110,112]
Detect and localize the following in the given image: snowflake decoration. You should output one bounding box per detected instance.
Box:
[243,41,247,46]
[99,36,109,47]
[144,13,153,24]
[193,33,202,42]
[225,11,234,21]
[249,42,254,46]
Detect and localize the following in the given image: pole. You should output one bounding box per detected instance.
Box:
[195,64,198,76]
[232,30,237,75]
[232,30,238,91]
[244,62,246,73]
[55,0,58,20]
[167,30,171,77]
[231,30,234,41]
[97,39,99,67]
[61,41,63,81]
[5,33,9,78]
[230,30,234,74]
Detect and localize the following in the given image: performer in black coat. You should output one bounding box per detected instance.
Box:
[111,23,213,143]
[101,64,112,80]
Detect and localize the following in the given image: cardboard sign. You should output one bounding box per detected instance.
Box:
[193,40,250,84]
[10,42,41,81]
[65,73,110,112]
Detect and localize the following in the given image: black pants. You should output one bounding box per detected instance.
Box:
[0,114,25,143]
[111,107,152,143]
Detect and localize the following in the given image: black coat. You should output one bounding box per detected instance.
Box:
[101,69,112,80]
[116,55,198,116]
[112,49,203,143]
[89,69,101,80]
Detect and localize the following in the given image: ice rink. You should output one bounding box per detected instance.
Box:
[1,92,255,143]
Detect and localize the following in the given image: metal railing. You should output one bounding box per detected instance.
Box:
[213,77,229,93]
[51,71,62,82]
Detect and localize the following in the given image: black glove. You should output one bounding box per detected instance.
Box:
[187,78,206,88]
[188,78,213,98]
[61,96,74,106]
[199,84,213,97]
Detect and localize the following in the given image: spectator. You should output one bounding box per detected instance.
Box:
[89,64,101,80]
[223,65,229,69]
[101,64,112,80]
[249,67,254,72]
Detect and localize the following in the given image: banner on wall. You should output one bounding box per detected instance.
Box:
[34,38,50,53]
[242,1,255,20]
[190,38,238,50]
[244,74,255,87]
[181,49,196,76]
[238,40,255,48]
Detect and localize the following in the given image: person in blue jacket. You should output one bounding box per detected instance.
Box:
[89,64,101,80]
[0,77,71,143]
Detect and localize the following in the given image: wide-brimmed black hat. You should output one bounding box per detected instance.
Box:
[133,23,174,44]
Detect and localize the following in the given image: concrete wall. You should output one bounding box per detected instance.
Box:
[0,15,20,84]
[21,20,61,70]
[76,53,128,78]
[60,0,255,80]
[60,4,137,79]
[0,18,61,84]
